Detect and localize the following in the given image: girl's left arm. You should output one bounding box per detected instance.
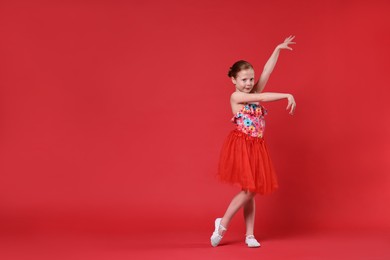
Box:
[252,35,296,93]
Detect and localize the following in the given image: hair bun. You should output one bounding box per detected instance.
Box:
[228,67,233,77]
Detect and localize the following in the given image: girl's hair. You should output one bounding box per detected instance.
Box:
[228,60,254,78]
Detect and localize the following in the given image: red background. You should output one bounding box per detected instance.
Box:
[0,0,389,258]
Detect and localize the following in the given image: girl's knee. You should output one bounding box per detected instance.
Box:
[242,189,256,198]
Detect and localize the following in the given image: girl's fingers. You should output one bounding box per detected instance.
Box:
[288,103,296,115]
[286,37,296,43]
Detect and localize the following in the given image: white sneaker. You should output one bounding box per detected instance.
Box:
[210,218,227,247]
[245,235,261,248]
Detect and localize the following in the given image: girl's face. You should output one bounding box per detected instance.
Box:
[231,69,255,93]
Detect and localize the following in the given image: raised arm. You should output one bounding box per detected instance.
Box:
[231,91,296,115]
[252,35,296,93]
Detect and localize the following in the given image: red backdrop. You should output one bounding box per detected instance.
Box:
[0,0,389,237]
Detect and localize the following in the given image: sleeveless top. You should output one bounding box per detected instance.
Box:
[231,103,268,138]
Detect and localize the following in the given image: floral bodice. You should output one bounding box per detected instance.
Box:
[231,103,268,138]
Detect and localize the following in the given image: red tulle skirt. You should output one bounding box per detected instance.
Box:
[217,129,279,195]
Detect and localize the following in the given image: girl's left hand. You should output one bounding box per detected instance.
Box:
[286,94,296,115]
[277,35,296,51]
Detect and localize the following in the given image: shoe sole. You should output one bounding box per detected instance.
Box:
[245,241,261,248]
[246,244,261,248]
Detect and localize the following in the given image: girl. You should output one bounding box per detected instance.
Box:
[211,36,297,248]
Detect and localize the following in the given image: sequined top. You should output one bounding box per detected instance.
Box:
[231,103,268,138]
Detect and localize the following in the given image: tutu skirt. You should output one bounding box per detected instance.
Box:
[217,129,278,195]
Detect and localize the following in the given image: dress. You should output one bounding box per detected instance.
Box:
[217,103,278,195]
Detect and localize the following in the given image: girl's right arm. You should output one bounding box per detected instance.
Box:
[231,91,296,115]
[252,36,296,94]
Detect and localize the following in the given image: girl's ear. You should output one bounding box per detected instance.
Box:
[231,76,236,85]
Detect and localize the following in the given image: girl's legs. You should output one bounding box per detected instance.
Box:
[243,197,255,236]
[218,190,256,235]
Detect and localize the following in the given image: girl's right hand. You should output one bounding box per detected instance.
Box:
[277,35,296,51]
[286,94,296,115]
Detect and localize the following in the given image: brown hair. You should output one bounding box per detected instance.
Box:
[227,60,254,78]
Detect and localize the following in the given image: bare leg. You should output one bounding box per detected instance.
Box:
[219,190,256,235]
[243,197,256,236]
